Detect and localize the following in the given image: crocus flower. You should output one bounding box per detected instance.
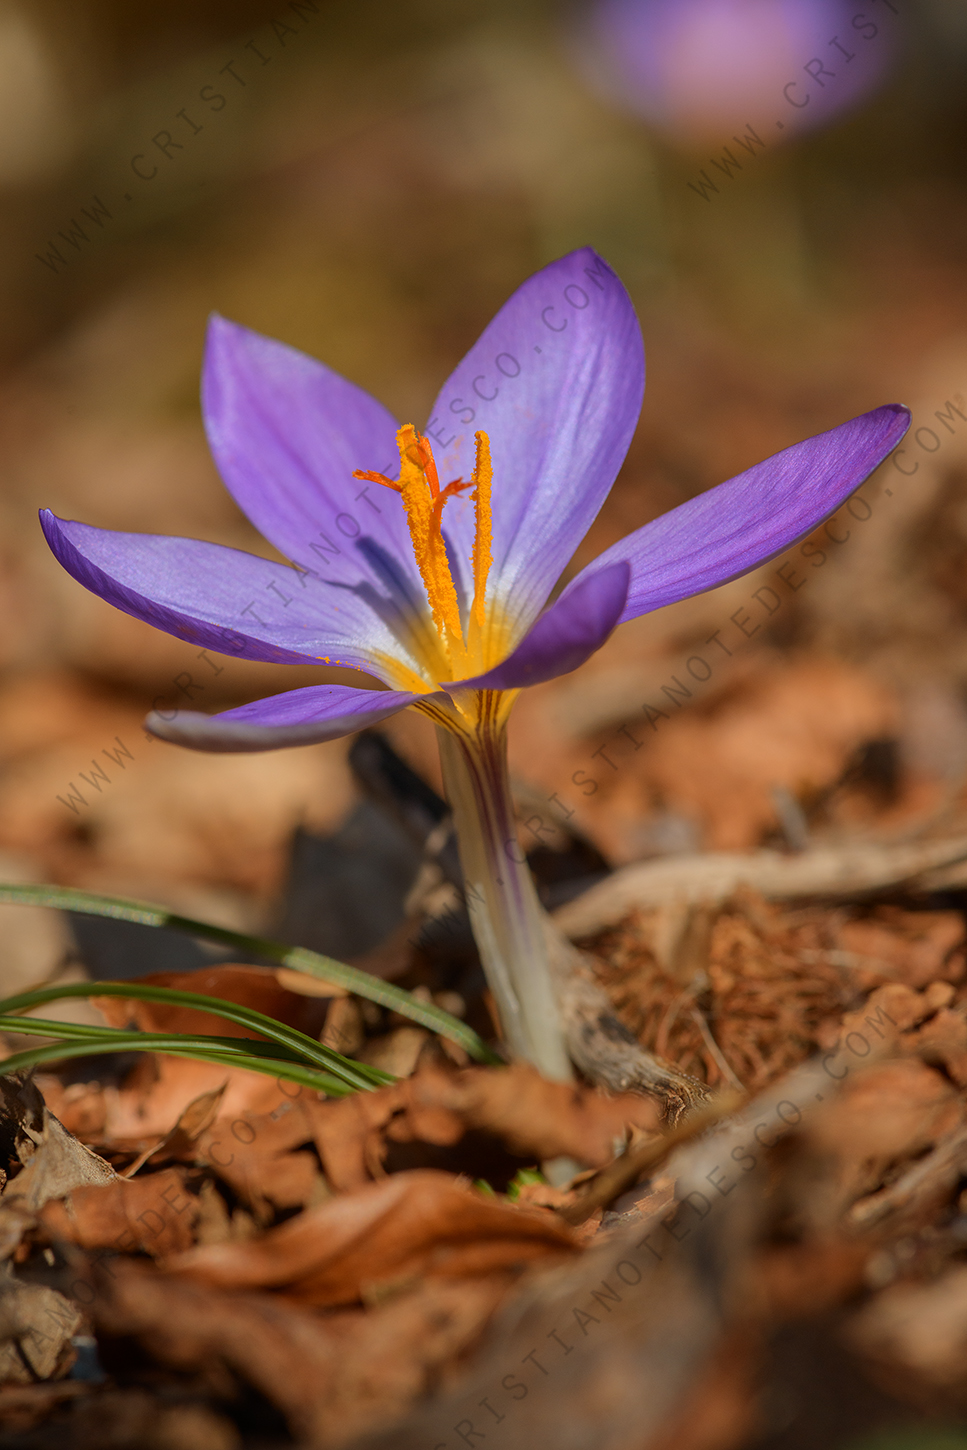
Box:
[578,0,895,147]
[41,247,909,1081]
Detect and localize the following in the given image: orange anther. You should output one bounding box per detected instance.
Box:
[352,425,495,679]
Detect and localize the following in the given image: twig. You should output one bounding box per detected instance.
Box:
[689,1008,745,1093]
[655,990,692,1060]
[553,835,967,938]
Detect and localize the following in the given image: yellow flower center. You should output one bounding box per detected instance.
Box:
[354,426,510,688]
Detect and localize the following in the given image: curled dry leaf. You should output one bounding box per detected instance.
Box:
[0,1271,80,1385]
[37,1166,199,1256]
[208,1061,655,1196]
[0,1075,115,1260]
[199,1138,323,1215]
[92,1258,509,1448]
[166,1169,580,1307]
[121,1084,226,1177]
[847,1120,967,1231]
[387,1061,662,1165]
[81,1061,664,1203]
[43,1054,302,1147]
[297,1062,662,1192]
[908,1007,967,1087]
[189,1095,349,1212]
[775,1057,964,1236]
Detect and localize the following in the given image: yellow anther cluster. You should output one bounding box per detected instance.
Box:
[354,425,494,678]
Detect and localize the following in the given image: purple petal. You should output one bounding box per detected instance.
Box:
[450,562,630,692]
[568,404,910,624]
[426,247,644,633]
[203,316,433,630]
[40,512,420,678]
[147,683,425,753]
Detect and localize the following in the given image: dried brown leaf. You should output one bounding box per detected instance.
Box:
[908,1007,967,1086]
[93,1258,510,1446]
[166,1169,579,1306]
[0,1076,115,1259]
[296,1064,663,1191]
[788,1058,964,1232]
[122,1084,227,1177]
[38,1166,199,1256]
[0,1271,80,1385]
[393,1062,662,1165]
[58,1054,302,1146]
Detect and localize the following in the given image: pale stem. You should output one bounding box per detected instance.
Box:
[435,720,573,1083]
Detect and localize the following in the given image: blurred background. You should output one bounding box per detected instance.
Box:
[0,0,966,968]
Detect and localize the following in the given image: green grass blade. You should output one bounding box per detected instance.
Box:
[0,883,500,1064]
[0,1032,359,1096]
[0,1010,392,1091]
[0,1013,304,1056]
[0,982,390,1092]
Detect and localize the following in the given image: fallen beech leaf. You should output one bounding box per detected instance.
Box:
[222,1064,665,1194]
[33,1077,109,1143]
[93,1258,508,1447]
[64,1054,306,1146]
[0,1076,115,1259]
[197,1097,325,1168]
[908,1008,967,1087]
[846,1121,967,1232]
[122,1084,227,1177]
[0,1270,80,1385]
[37,1167,199,1256]
[299,1083,409,1191]
[792,1059,964,1230]
[392,1062,663,1166]
[167,1169,579,1306]
[207,1146,322,1215]
[195,1095,336,1211]
[837,982,929,1042]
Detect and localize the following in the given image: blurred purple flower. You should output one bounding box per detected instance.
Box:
[41,246,907,752]
[579,0,896,146]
